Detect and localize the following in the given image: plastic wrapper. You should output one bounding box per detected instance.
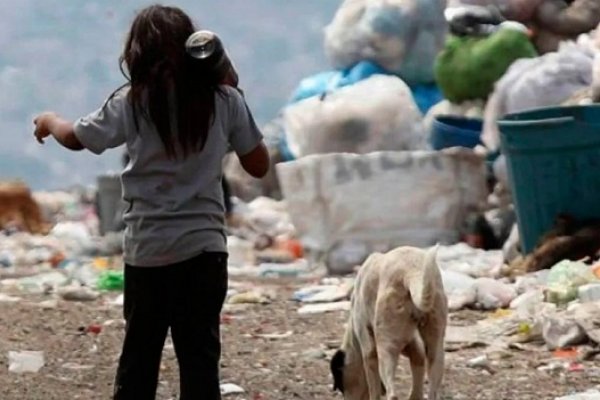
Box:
[283,75,426,159]
[324,0,448,85]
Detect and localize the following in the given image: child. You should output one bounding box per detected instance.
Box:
[33,5,269,400]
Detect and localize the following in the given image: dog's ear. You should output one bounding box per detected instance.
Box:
[330,349,346,393]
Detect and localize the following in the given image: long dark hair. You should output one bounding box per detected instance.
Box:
[119,5,224,159]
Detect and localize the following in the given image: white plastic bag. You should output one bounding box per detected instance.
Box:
[437,243,504,278]
[283,75,426,158]
[324,0,448,85]
[474,277,517,309]
[441,270,477,310]
[482,42,594,151]
[8,351,45,373]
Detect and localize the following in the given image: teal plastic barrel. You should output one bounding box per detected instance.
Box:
[498,105,600,254]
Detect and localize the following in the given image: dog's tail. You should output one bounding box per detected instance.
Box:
[407,244,440,313]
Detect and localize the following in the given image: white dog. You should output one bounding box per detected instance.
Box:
[330,246,448,400]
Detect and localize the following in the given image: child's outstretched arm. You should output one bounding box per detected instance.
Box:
[33,112,83,150]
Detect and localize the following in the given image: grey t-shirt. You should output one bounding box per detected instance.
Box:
[73,86,263,267]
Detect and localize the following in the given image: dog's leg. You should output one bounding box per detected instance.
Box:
[403,339,425,400]
[421,325,445,400]
[361,345,382,400]
[356,327,382,400]
[376,342,399,400]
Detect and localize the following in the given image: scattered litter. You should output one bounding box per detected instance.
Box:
[510,289,545,318]
[254,331,293,340]
[258,259,310,278]
[58,286,100,302]
[0,293,21,303]
[228,290,273,305]
[293,281,353,303]
[555,390,600,400]
[220,383,245,396]
[552,348,580,360]
[61,363,94,371]
[297,301,351,315]
[545,260,598,305]
[474,277,516,310]
[8,351,45,373]
[110,294,124,306]
[97,270,124,291]
[466,355,489,369]
[4,271,68,294]
[542,316,588,351]
[83,324,102,335]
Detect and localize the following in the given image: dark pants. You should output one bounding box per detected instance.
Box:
[113,252,228,400]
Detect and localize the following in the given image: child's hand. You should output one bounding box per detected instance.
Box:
[33,112,57,144]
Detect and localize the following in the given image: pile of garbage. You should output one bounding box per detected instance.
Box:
[283,243,600,359]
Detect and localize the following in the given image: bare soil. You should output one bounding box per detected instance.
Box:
[0,277,597,400]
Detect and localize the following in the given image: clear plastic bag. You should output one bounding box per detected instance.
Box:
[324,0,448,85]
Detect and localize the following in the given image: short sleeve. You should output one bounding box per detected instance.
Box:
[228,89,263,156]
[73,91,128,155]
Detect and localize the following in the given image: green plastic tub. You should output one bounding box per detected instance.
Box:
[498,105,600,254]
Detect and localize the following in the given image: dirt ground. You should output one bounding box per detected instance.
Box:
[0,277,598,400]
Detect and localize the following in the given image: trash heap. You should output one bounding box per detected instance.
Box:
[220,0,600,285]
[222,1,600,389]
[0,183,125,304]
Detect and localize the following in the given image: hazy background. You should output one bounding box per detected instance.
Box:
[0,0,339,189]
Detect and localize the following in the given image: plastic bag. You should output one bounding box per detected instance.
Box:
[437,243,504,278]
[97,270,124,292]
[545,260,598,304]
[324,0,448,85]
[283,75,426,159]
[441,270,478,310]
[474,277,516,309]
[435,27,537,103]
[482,42,594,151]
[289,61,388,104]
[8,351,44,373]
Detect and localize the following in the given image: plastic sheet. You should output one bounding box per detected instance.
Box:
[324,0,448,85]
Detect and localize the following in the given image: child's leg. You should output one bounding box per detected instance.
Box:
[113,265,170,400]
[170,252,228,400]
